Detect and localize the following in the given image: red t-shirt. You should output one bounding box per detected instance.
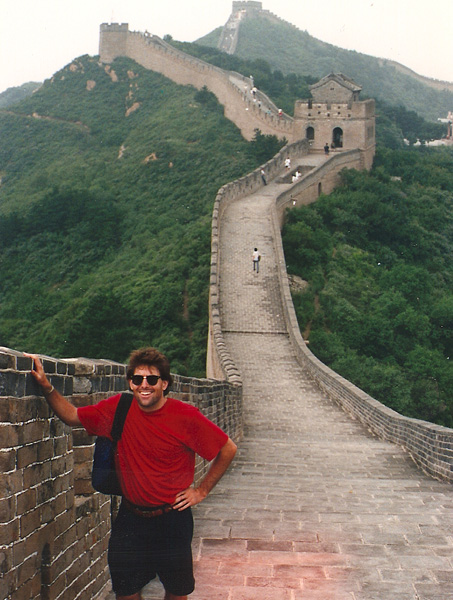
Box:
[78,394,228,506]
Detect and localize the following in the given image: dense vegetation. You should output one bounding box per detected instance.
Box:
[0,82,41,108]
[0,55,265,375]
[197,14,453,123]
[282,147,453,427]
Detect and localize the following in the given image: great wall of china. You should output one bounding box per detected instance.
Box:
[1,6,452,599]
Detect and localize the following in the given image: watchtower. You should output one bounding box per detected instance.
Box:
[293,73,375,169]
[232,1,263,11]
[99,22,129,63]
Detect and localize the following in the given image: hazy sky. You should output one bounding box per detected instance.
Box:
[1,0,452,94]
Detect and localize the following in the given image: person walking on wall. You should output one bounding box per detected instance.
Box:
[252,247,261,273]
[260,168,267,185]
[26,347,237,600]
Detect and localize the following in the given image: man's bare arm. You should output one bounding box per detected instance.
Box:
[25,353,81,427]
[173,437,237,510]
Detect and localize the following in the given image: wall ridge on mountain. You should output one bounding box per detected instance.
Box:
[100,22,295,141]
[99,21,376,165]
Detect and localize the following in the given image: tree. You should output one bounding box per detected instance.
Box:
[248,129,286,163]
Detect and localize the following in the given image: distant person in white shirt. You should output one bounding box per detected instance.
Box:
[252,248,261,273]
[292,170,301,183]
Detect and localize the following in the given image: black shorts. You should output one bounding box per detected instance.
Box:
[108,503,195,597]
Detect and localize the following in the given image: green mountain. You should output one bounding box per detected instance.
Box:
[197,11,453,123]
[0,55,260,375]
[0,82,42,108]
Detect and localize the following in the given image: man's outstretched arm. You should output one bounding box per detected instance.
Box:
[173,437,237,510]
[25,353,81,427]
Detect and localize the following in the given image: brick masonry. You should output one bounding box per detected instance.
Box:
[98,22,375,169]
[99,24,294,143]
[206,132,453,486]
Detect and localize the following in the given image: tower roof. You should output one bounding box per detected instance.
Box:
[309,73,362,94]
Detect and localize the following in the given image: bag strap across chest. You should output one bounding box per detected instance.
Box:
[111,392,133,442]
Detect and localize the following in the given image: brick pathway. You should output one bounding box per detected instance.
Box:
[104,160,453,600]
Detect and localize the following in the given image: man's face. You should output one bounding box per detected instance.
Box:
[129,364,168,413]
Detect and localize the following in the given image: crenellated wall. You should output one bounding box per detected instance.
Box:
[293,99,376,167]
[206,142,453,485]
[99,24,294,142]
[273,148,365,223]
[98,22,375,170]
[0,348,242,600]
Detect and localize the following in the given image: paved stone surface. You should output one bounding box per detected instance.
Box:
[103,160,453,599]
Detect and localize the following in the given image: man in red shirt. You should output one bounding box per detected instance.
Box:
[27,347,237,600]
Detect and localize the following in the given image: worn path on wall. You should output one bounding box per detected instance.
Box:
[105,159,453,600]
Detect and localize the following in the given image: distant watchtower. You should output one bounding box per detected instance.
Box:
[232,1,263,11]
[219,2,264,54]
[294,73,375,169]
[99,22,129,63]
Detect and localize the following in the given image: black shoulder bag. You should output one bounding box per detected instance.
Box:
[91,392,133,495]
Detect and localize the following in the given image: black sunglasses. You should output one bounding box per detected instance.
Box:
[130,374,161,386]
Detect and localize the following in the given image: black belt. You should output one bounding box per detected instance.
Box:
[123,498,174,518]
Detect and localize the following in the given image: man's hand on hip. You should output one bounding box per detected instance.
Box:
[172,487,206,511]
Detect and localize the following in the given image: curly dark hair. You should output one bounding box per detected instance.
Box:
[126,347,173,396]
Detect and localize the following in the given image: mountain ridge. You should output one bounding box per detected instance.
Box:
[196,5,453,122]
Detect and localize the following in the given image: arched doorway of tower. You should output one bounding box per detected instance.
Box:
[333,127,343,148]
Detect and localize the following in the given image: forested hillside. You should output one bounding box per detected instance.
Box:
[282,147,453,428]
[0,55,262,375]
[0,82,41,108]
[197,14,453,123]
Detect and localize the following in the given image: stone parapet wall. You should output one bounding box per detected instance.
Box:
[274,149,364,224]
[99,26,294,142]
[98,23,376,169]
[0,348,242,600]
[269,168,453,485]
[294,98,375,120]
[233,1,263,10]
[208,139,453,483]
[0,350,112,600]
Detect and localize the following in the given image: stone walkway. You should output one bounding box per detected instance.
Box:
[104,160,453,600]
